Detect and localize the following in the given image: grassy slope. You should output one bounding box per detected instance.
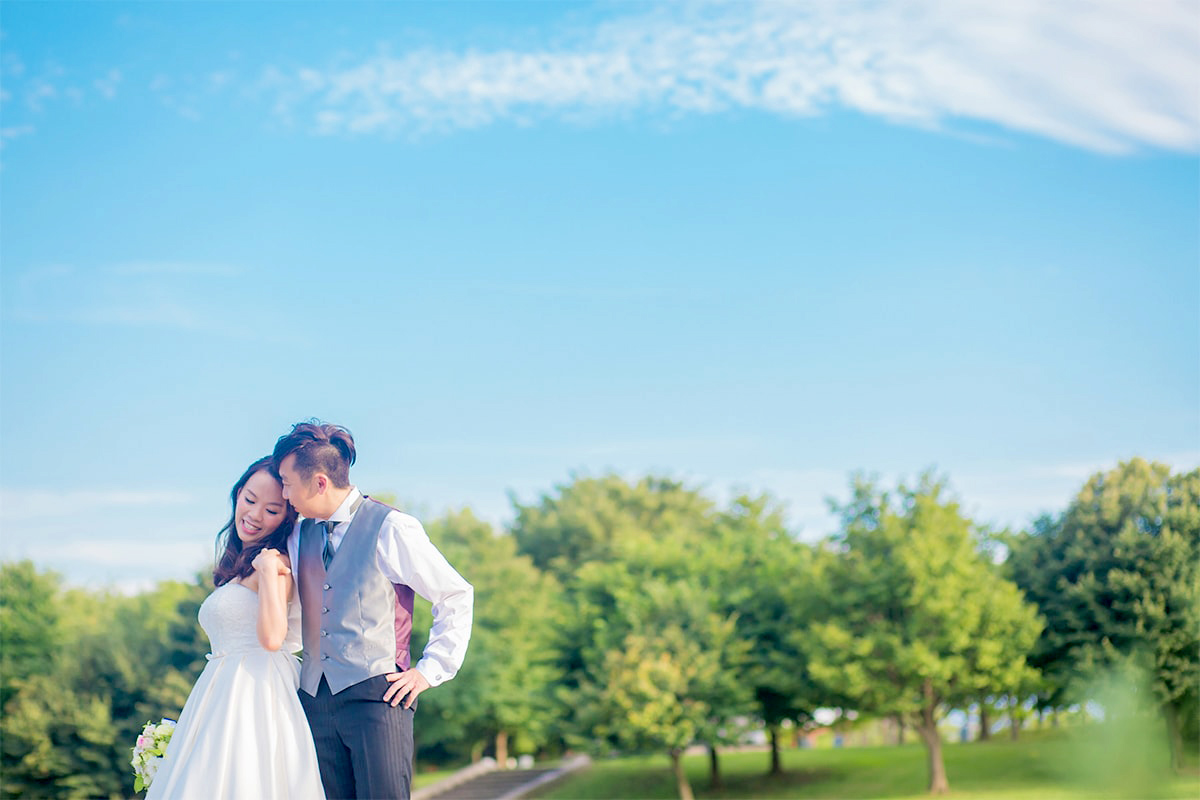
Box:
[413,766,458,790]
[527,732,1200,800]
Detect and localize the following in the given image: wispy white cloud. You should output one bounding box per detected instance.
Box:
[0,124,35,148]
[12,451,1197,589]
[400,434,761,463]
[265,0,1199,153]
[703,451,1200,540]
[3,57,126,122]
[149,67,242,121]
[1,533,214,593]
[7,262,204,330]
[94,68,121,99]
[0,488,197,521]
[0,487,221,590]
[16,302,209,330]
[934,451,1200,532]
[108,261,240,278]
[713,466,849,539]
[443,278,720,304]
[2,52,25,78]
[381,449,1200,543]
[4,262,284,339]
[26,80,56,112]
[4,2,1194,152]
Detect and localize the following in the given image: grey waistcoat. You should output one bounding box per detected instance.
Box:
[297,497,416,696]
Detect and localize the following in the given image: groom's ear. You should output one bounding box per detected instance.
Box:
[315,474,329,494]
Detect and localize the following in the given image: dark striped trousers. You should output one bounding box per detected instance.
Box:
[299,674,415,800]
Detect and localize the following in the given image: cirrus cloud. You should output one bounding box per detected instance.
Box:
[265,0,1200,153]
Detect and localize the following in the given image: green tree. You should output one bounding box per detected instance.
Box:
[414,508,563,767]
[516,475,754,797]
[807,474,1042,795]
[967,566,1043,742]
[567,534,754,796]
[709,494,823,776]
[0,561,64,708]
[2,672,124,799]
[1008,459,1200,769]
[0,566,128,798]
[511,474,715,582]
[576,623,738,800]
[0,564,212,798]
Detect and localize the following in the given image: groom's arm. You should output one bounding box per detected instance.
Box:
[376,511,474,708]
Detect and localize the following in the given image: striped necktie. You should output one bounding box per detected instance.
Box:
[319,495,364,569]
[320,520,335,569]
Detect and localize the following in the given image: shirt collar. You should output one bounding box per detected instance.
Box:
[327,486,362,525]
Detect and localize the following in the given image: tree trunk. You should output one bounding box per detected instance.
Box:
[669,749,695,800]
[769,724,783,775]
[978,702,991,741]
[707,744,722,789]
[1009,695,1020,741]
[916,681,950,795]
[495,730,509,768]
[895,714,906,746]
[1163,702,1184,772]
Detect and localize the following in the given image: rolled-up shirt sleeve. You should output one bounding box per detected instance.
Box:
[377,511,474,687]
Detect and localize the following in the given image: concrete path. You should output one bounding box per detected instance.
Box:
[415,755,590,800]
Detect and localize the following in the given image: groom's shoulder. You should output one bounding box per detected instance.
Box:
[365,497,425,534]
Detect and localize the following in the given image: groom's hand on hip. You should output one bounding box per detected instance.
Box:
[383,668,430,709]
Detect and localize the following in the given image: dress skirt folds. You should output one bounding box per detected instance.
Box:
[146,582,325,800]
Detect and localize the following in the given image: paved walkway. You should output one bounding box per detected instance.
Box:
[415,755,591,800]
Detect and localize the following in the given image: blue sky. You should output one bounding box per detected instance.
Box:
[2,1,1197,591]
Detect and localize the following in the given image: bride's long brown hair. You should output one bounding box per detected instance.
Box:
[212,456,297,587]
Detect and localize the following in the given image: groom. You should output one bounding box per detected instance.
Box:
[273,420,474,800]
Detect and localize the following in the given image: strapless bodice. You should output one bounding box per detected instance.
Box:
[198,581,301,658]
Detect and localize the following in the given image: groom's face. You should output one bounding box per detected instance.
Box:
[278,454,322,518]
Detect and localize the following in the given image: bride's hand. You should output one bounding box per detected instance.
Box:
[252,548,291,579]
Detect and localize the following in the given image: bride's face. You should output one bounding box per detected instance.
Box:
[234,470,288,544]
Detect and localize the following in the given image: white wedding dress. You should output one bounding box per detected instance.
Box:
[146,581,325,799]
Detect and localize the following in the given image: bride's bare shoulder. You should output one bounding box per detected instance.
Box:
[233,575,261,593]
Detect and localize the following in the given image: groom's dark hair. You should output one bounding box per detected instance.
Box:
[273,419,356,488]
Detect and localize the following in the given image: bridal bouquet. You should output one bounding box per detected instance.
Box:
[131,718,176,792]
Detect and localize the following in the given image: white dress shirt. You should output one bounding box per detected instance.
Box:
[286,487,474,687]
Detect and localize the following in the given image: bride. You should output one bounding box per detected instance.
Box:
[147,456,325,799]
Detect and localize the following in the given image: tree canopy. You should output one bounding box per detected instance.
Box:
[1008,459,1200,767]
[1,463,1195,799]
[806,474,1042,794]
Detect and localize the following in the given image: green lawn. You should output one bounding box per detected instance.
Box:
[413,765,460,790]
[527,733,1200,800]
